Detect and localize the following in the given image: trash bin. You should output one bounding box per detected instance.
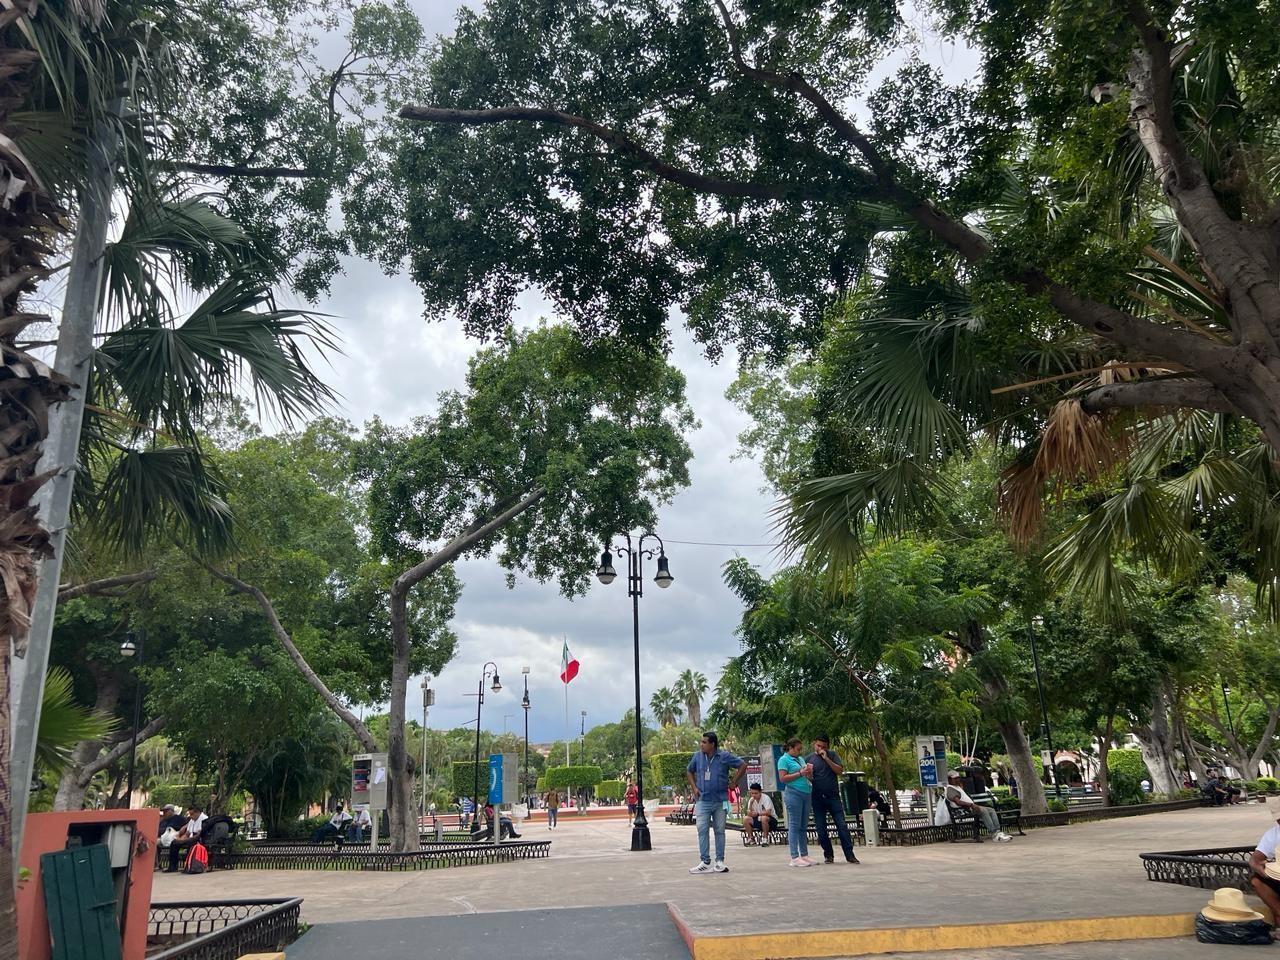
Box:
[844,771,869,814]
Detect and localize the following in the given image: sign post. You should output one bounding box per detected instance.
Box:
[487,753,518,846]
[353,752,389,847]
[915,736,948,823]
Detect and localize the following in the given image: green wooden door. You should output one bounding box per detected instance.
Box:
[41,844,123,960]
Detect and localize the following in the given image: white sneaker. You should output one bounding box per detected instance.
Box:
[789,857,814,867]
[995,832,1013,842]
[713,860,728,873]
[689,861,714,874]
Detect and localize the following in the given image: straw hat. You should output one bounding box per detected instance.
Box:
[1202,888,1264,923]
[1265,845,1280,882]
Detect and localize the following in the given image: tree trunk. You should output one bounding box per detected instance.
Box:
[1132,683,1181,795]
[861,688,900,821]
[1171,694,1206,784]
[385,596,417,852]
[54,668,121,811]
[954,620,1047,815]
[1096,715,1114,808]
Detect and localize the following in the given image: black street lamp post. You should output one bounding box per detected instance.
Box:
[1028,616,1062,800]
[119,629,146,806]
[1222,683,1237,742]
[579,710,587,765]
[521,667,531,804]
[597,531,673,851]
[470,662,502,834]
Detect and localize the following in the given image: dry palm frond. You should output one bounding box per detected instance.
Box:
[999,399,1131,544]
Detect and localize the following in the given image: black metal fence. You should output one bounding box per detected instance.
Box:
[1139,846,1255,892]
[214,838,552,871]
[148,898,302,960]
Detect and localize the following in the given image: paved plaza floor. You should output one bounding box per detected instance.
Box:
[153,804,1277,958]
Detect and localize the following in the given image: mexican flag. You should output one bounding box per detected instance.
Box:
[560,638,580,684]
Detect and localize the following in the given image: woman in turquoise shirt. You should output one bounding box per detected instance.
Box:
[778,737,815,866]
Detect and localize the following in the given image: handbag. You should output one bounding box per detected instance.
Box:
[159,827,178,848]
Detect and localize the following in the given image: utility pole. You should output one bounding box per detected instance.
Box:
[12,114,118,865]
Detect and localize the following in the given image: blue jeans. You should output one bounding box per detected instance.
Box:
[695,799,727,864]
[784,790,812,859]
[547,807,557,827]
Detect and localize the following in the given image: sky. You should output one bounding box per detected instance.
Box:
[306,0,977,743]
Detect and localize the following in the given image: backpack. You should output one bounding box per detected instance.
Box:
[184,842,209,874]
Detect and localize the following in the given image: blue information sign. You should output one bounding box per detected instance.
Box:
[488,753,504,804]
[919,758,938,787]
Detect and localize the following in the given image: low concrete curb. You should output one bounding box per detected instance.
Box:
[665,902,1197,960]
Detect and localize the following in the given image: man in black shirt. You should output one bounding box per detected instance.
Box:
[158,804,186,835]
[807,736,858,864]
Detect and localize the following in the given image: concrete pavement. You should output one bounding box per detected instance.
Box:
[153,804,1276,958]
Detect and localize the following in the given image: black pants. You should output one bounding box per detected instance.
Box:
[168,838,195,871]
[812,791,854,860]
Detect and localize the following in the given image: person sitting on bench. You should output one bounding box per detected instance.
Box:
[935,771,1012,842]
[166,806,207,872]
[742,785,777,844]
[312,803,352,843]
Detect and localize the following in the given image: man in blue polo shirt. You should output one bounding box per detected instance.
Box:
[685,730,744,874]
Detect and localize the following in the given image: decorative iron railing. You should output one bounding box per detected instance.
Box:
[213,838,552,871]
[1139,846,1255,892]
[148,897,302,960]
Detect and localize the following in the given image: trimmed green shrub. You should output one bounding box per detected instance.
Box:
[148,783,214,811]
[535,776,546,793]
[450,761,490,800]
[991,785,1013,799]
[1260,776,1280,793]
[945,751,963,772]
[275,813,331,840]
[651,752,694,788]
[1047,798,1068,813]
[1106,749,1151,783]
[597,779,625,801]
[1108,767,1146,806]
[545,766,602,790]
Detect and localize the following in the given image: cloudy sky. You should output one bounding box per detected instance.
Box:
[313,0,975,742]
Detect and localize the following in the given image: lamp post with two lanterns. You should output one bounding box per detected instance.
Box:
[1027,615,1062,800]
[596,531,673,852]
[119,630,146,806]
[470,662,502,833]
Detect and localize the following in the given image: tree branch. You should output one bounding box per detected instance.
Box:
[397,105,848,203]
[1079,378,1239,415]
[204,565,379,752]
[175,162,321,179]
[58,570,156,602]
[75,716,167,787]
[390,487,547,599]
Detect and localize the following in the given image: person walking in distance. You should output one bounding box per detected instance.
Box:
[808,735,859,864]
[625,780,640,824]
[778,738,815,867]
[686,731,744,874]
[545,787,560,829]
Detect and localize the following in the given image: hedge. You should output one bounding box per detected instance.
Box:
[535,776,546,793]
[1106,749,1151,782]
[451,761,490,800]
[597,780,625,801]
[651,752,694,788]
[148,783,214,811]
[545,766,602,790]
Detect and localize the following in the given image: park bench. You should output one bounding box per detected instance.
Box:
[666,801,695,825]
[1139,846,1255,892]
[943,800,1023,842]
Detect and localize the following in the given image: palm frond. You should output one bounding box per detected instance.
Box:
[90,445,233,555]
[101,194,253,327]
[98,272,340,435]
[776,458,954,569]
[37,665,118,776]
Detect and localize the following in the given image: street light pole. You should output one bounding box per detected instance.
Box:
[120,629,146,807]
[597,530,673,851]
[420,676,433,819]
[521,667,531,804]
[579,710,587,765]
[1028,616,1062,800]
[471,663,502,837]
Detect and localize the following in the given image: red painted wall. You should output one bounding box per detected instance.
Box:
[18,809,160,960]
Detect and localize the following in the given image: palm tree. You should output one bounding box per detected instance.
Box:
[649,687,682,727]
[674,670,708,729]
